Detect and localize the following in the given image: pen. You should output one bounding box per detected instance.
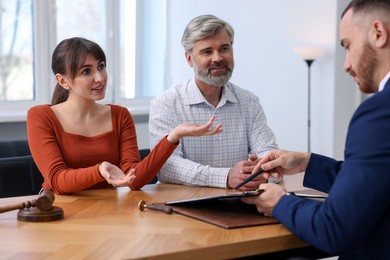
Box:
[233,169,264,190]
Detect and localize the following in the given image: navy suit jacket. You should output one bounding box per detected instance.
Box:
[273,79,390,260]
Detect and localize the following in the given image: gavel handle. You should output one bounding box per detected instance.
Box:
[0,200,37,214]
[146,204,173,214]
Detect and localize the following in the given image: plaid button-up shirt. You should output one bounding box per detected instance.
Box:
[149,77,278,188]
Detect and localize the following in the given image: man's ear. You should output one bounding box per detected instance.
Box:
[371,20,389,48]
[55,74,70,90]
[185,52,194,67]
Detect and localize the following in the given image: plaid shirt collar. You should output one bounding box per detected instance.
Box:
[184,77,239,107]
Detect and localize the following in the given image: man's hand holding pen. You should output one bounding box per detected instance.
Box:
[253,149,311,179]
[240,149,312,216]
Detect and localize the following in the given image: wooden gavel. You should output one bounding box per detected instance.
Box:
[0,190,55,214]
[138,200,173,214]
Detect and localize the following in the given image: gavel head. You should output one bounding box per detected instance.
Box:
[138,200,146,211]
[37,190,55,211]
[17,190,63,222]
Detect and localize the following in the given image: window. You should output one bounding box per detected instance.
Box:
[0,0,167,121]
[56,0,106,47]
[119,0,136,99]
[0,0,34,102]
[117,0,167,112]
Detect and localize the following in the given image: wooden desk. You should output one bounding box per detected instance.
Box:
[0,174,308,259]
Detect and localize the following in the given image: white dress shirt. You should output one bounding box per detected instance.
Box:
[379,71,390,92]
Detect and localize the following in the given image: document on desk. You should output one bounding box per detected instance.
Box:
[155,190,278,229]
[292,189,328,201]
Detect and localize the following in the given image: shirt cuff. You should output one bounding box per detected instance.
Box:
[208,167,230,188]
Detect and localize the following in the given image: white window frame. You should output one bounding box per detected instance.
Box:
[0,0,167,122]
[0,0,55,122]
[115,0,168,116]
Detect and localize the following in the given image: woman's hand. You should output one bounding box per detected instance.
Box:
[99,161,136,186]
[167,115,223,144]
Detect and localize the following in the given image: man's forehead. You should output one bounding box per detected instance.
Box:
[340,9,355,42]
[193,31,231,49]
[340,9,354,29]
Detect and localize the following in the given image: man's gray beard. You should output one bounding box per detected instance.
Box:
[196,69,233,87]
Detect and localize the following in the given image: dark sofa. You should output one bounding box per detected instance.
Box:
[0,140,43,198]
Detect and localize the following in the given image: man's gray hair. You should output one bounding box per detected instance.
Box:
[181,15,235,53]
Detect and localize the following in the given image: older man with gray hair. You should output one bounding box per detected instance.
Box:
[149,15,278,190]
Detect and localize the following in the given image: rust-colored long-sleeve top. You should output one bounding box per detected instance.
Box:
[27,104,177,194]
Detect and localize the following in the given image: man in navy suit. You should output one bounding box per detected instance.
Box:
[242,0,390,259]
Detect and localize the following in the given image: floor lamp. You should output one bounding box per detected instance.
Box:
[294,47,324,153]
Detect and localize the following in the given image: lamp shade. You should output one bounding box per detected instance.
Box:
[294,47,325,60]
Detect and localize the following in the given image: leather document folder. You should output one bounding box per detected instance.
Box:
[155,190,278,229]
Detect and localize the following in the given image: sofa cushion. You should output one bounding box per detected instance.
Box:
[0,140,31,158]
[0,155,43,198]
